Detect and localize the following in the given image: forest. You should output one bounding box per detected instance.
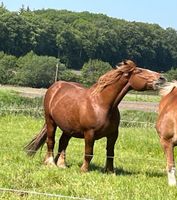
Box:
[0,4,177,88]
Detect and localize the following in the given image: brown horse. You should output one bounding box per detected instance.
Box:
[156,81,177,186]
[25,60,165,173]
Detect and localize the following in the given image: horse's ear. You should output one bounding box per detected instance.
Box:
[113,65,118,69]
[117,59,128,67]
[123,60,128,65]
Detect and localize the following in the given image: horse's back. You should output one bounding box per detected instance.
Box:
[44,80,87,111]
[45,80,86,102]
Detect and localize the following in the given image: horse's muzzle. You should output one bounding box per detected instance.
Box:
[154,76,167,89]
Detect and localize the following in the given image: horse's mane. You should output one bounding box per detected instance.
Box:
[160,81,177,96]
[91,60,136,95]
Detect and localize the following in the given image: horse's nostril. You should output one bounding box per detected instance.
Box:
[159,76,167,83]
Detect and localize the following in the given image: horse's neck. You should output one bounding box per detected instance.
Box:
[112,82,131,109]
[98,80,130,109]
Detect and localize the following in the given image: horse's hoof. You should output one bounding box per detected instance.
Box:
[104,166,115,174]
[44,162,56,167]
[104,169,115,174]
[57,163,67,169]
[56,159,67,169]
[168,179,177,186]
[168,183,177,186]
[80,166,89,173]
[44,157,56,167]
[168,170,177,186]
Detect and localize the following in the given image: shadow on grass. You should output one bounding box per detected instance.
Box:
[88,164,137,176]
[87,163,165,178]
[114,167,138,176]
[145,170,165,178]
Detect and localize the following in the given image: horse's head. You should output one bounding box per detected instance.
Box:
[129,68,166,91]
[118,60,166,91]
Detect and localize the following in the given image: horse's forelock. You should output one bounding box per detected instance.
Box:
[160,81,177,96]
[115,65,136,74]
[116,60,136,72]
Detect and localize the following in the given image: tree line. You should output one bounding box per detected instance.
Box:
[0,51,112,88]
[0,4,177,88]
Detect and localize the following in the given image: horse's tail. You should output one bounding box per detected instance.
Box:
[24,124,47,156]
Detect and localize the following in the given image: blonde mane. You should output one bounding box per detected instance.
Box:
[160,81,177,96]
[91,60,136,95]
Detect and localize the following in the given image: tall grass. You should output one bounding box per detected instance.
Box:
[0,89,42,106]
[0,89,43,116]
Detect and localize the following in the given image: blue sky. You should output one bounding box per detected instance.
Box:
[1,0,177,30]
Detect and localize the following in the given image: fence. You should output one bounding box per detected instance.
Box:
[0,188,93,200]
[0,105,157,128]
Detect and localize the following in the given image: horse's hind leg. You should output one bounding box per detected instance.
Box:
[44,116,57,166]
[160,138,176,186]
[55,133,71,168]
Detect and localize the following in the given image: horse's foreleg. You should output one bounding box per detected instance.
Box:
[160,138,176,186]
[81,130,95,172]
[105,133,118,173]
[44,117,57,166]
[55,133,71,168]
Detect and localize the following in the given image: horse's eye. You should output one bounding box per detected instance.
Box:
[133,69,142,74]
[123,72,129,77]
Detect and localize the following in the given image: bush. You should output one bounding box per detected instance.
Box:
[10,51,67,88]
[81,59,112,87]
[0,52,17,84]
[60,69,81,83]
[165,67,177,81]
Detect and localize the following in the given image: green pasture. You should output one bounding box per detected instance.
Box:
[0,114,177,200]
[1,87,177,200]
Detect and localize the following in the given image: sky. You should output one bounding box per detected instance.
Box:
[1,0,177,30]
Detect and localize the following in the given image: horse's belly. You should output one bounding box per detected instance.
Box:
[50,96,83,132]
[54,115,82,134]
[56,120,84,138]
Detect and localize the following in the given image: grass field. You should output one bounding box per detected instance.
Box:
[0,114,177,200]
[0,88,177,200]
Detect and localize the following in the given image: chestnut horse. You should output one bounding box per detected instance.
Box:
[156,81,177,186]
[25,60,165,172]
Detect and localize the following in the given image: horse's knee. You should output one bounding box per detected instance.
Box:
[160,137,171,150]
